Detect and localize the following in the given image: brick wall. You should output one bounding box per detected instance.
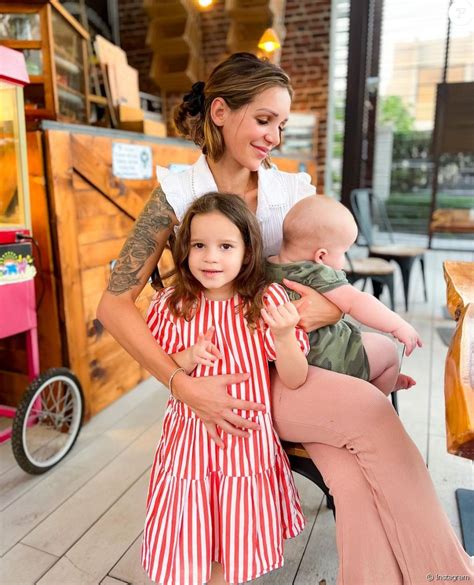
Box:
[118,0,331,186]
[281,0,331,188]
[200,1,231,79]
[117,0,159,95]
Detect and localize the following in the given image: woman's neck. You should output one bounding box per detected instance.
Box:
[207,155,256,196]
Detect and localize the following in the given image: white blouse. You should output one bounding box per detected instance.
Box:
[156,154,316,256]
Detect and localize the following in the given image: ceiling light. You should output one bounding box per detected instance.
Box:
[258,28,281,53]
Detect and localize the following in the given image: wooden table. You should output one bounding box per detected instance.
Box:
[431,209,474,234]
[443,260,474,555]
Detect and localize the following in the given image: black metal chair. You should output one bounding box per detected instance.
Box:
[282,441,336,516]
[344,251,396,311]
[350,189,428,312]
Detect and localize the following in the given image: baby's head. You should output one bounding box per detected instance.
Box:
[281,196,358,270]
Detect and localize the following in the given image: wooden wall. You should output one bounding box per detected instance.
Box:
[0,126,317,421]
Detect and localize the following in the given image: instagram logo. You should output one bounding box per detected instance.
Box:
[448,0,474,25]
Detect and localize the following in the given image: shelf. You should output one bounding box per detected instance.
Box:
[88,94,108,105]
[54,53,81,74]
[0,39,42,50]
[0,2,89,124]
[57,83,86,106]
[27,76,45,86]
[54,44,84,69]
[24,108,53,120]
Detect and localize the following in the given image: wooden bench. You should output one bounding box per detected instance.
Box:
[430,208,474,236]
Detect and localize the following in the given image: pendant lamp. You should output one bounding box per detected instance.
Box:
[258,28,281,53]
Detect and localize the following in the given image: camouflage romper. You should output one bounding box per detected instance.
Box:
[265,260,370,381]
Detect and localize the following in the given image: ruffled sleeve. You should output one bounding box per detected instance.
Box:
[156,156,218,225]
[262,283,310,361]
[155,165,190,224]
[294,171,316,203]
[146,289,184,354]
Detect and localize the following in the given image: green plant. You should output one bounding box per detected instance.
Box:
[379,96,415,133]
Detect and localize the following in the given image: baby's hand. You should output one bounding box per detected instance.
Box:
[261,302,300,340]
[392,323,422,356]
[190,327,222,368]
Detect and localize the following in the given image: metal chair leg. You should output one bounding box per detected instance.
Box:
[391,391,399,414]
[396,257,416,312]
[288,455,336,519]
[371,278,383,300]
[327,494,336,514]
[369,275,395,311]
[419,255,428,302]
[386,272,395,311]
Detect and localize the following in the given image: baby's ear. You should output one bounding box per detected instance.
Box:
[313,248,327,265]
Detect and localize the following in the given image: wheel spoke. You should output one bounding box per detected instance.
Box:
[61,394,75,413]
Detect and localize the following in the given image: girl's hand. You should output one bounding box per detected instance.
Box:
[190,327,222,368]
[261,302,299,339]
[392,323,422,356]
[172,371,266,449]
[283,278,342,332]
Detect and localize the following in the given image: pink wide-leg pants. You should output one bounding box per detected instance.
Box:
[271,366,473,585]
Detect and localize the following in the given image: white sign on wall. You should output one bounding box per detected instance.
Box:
[112,142,152,180]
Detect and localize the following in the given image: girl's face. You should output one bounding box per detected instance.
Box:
[188,211,246,300]
[215,86,291,171]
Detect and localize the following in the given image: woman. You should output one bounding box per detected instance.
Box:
[97,53,472,584]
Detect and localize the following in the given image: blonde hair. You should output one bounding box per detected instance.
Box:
[173,53,293,169]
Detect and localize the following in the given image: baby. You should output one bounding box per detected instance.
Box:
[266,195,422,396]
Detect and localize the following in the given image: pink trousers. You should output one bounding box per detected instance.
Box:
[271,366,473,585]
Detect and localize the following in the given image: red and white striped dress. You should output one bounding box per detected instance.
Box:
[141,283,309,584]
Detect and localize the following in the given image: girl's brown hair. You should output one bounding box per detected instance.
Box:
[173,52,293,169]
[168,192,267,329]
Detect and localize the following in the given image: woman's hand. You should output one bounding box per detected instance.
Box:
[172,371,266,449]
[283,278,342,332]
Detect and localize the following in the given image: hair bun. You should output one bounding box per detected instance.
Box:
[183,81,205,116]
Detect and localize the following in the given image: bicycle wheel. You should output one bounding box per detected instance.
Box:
[12,368,84,474]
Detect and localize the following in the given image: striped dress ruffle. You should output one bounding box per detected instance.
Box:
[141,284,309,584]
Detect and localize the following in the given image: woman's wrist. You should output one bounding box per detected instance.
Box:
[170,369,191,402]
[168,366,186,398]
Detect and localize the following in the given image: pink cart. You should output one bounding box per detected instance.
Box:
[0,47,83,474]
[0,277,84,474]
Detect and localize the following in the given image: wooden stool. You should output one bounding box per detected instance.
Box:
[282,441,335,516]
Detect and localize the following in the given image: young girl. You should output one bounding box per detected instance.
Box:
[141,192,310,585]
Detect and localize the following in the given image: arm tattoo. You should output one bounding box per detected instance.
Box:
[107,186,175,295]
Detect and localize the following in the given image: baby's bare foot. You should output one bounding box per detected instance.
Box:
[394,373,416,390]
